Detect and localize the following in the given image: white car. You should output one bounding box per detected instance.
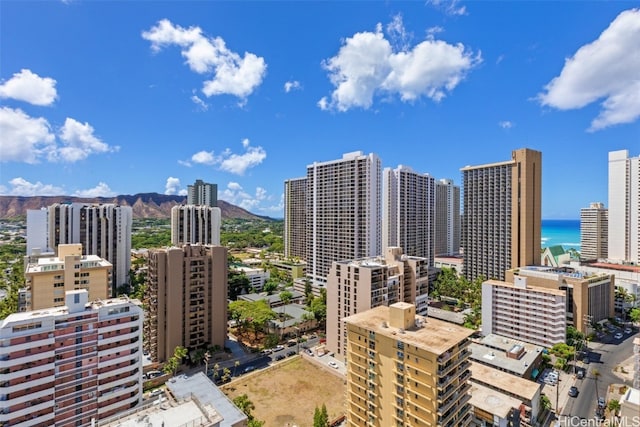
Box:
[149,389,163,398]
[614,332,623,340]
[328,361,339,369]
[624,328,632,334]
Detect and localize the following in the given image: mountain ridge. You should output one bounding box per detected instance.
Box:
[0,193,274,221]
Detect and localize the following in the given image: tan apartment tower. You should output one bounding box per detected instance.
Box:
[382,165,435,263]
[461,148,542,281]
[435,178,461,256]
[284,176,307,260]
[144,244,227,363]
[580,202,608,261]
[306,151,381,282]
[171,204,221,246]
[23,243,111,310]
[326,247,430,359]
[344,302,474,427]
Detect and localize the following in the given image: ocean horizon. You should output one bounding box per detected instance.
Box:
[541,219,580,251]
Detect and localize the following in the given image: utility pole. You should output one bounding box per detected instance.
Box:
[204,351,211,376]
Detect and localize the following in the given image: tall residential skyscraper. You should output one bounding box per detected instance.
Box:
[581,202,608,261]
[382,165,435,263]
[27,203,132,294]
[344,302,473,427]
[326,247,431,359]
[144,244,227,363]
[461,148,542,281]
[435,178,461,256]
[305,151,381,282]
[284,177,307,260]
[171,205,221,246]
[187,179,218,207]
[608,149,639,264]
[0,290,143,427]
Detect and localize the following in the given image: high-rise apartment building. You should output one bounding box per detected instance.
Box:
[144,244,227,363]
[344,302,473,427]
[187,179,218,207]
[284,177,307,260]
[305,151,381,282]
[326,247,430,359]
[27,203,132,294]
[382,166,435,263]
[461,148,542,281]
[23,243,111,311]
[0,290,143,427]
[171,205,221,246]
[581,202,608,261]
[435,178,461,256]
[608,150,639,265]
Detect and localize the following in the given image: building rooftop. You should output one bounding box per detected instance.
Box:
[468,381,522,420]
[26,254,112,273]
[484,279,566,296]
[469,334,543,380]
[166,372,247,427]
[470,361,541,401]
[344,305,474,355]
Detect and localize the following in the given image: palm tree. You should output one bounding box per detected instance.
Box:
[607,399,620,417]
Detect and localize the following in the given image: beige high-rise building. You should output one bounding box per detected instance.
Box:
[461,148,542,281]
[284,176,307,260]
[608,149,640,264]
[581,202,608,261]
[382,165,435,263]
[306,151,381,282]
[326,247,430,359]
[435,178,461,256]
[171,205,221,246]
[144,244,227,363]
[23,243,111,311]
[344,302,473,427]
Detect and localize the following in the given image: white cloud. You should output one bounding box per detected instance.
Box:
[537,8,640,131]
[427,26,445,37]
[498,120,514,129]
[72,182,115,198]
[427,0,467,16]
[183,139,266,175]
[0,69,58,106]
[164,177,187,195]
[142,19,267,102]
[191,95,209,111]
[221,182,267,212]
[320,16,480,111]
[1,177,64,196]
[53,118,118,162]
[0,107,56,163]
[284,80,301,93]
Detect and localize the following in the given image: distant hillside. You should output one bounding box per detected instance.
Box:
[0,193,273,221]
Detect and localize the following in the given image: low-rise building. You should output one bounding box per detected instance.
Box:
[0,290,143,427]
[469,334,544,379]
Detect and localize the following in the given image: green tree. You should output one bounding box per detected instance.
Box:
[229,269,251,300]
[540,394,552,411]
[629,308,640,324]
[310,297,327,325]
[163,345,187,376]
[233,394,265,426]
[263,279,279,295]
[607,399,620,415]
[228,299,277,342]
[313,404,329,427]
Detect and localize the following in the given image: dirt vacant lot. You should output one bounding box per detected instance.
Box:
[222,356,346,426]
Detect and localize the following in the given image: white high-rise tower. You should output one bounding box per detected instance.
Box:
[608,149,639,264]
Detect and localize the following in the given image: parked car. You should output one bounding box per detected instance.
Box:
[275,354,285,361]
[274,345,285,352]
[243,365,255,373]
[614,332,623,339]
[598,397,606,408]
[568,386,579,397]
[576,369,585,379]
[624,327,632,334]
[305,348,314,356]
[149,389,163,398]
[260,348,272,355]
[286,350,296,357]
[582,357,590,364]
[328,361,339,369]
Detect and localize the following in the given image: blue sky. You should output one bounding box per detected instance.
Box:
[1,1,638,219]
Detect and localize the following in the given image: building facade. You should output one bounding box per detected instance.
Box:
[608,149,639,265]
[344,302,474,427]
[461,148,542,281]
[326,247,431,359]
[481,278,567,348]
[144,244,227,363]
[187,179,218,207]
[284,177,307,260]
[382,165,435,264]
[435,178,461,256]
[0,290,143,427]
[23,243,111,311]
[305,151,381,282]
[581,202,608,261]
[27,203,132,294]
[171,205,221,246]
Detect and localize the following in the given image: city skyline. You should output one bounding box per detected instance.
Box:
[1,2,639,220]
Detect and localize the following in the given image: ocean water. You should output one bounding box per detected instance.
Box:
[541,219,581,251]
